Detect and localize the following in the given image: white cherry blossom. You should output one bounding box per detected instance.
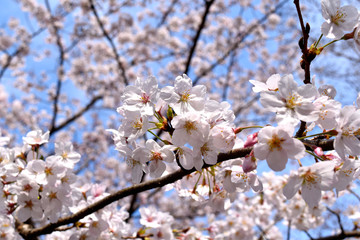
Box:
[119,76,159,116]
[313,96,341,130]
[260,74,319,126]
[15,193,43,222]
[254,126,305,171]
[171,111,210,147]
[334,105,360,159]
[22,130,49,146]
[54,142,81,168]
[249,74,280,93]
[132,140,174,178]
[160,74,206,114]
[334,158,360,192]
[321,0,359,39]
[283,161,336,208]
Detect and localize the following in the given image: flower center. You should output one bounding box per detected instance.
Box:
[180,91,190,103]
[61,152,68,159]
[24,200,33,209]
[141,92,150,104]
[200,143,210,155]
[267,134,284,151]
[331,10,346,25]
[132,118,143,130]
[285,93,301,109]
[151,151,163,161]
[184,120,197,134]
[23,184,33,192]
[301,169,319,185]
[45,167,53,176]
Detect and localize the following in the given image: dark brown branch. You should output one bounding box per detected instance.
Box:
[184,0,215,75]
[156,0,179,28]
[312,231,360,240]
[293,0,311,84]
[347,188,360,202]
[45,0,66,136]
[295,121,307,138]
[49,95,103,136]
[0,28,44,81]
[192,0,287,85]
[326,207,345,235]
[88,0,129,85]
[17,129,351,239]
[17,147,252,239]
[293,0,314,138]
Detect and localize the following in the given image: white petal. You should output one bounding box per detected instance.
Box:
[253,143,269,160]
[283,174,302,199]
[301,184,322,208]
[266,149,288,171]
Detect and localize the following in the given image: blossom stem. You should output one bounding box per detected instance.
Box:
[296,131,335,140]
[314,34,323,48]
[297,159,303,167]
[321,37,344,50]
[192,171,203,193]
[234,126,263,134]
[305,150,322,162]
[147,130,166,144]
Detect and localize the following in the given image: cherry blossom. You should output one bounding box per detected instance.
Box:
[259,74,319,125]
[22,129,49,146]
[249,73,280,93]
[313,95,341,130]
[253,125,306,171]
[283,161,336,208]
[54,142,81,169]
[119,76,159,116]
[160,74,206,114]
[171,111,210,147]
[321,0,359,39]
[334,105,360,159]
[132,139,175,178]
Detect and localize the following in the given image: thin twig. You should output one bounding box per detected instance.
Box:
[326,207,345,236]
[45,0,66,136]
[88,0,129,85]
[49,95,103,136]
[287,220,291,240]
[192,0,287,85]
[184,0,215,75]
[347,188,360,202]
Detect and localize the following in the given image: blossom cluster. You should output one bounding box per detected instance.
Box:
[1,0,360,239]
[108,74,237,183]
[0,130,133,239]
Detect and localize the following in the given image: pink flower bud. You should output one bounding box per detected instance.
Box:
[244,132,258,148]
[242,153,257,173]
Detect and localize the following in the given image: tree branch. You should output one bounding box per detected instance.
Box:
[17,147,252,239]
[0,28,44,82]
[88,0,129,85]
[45,0,66,136]
[326,207,345,236]
[312,231,360,240]
[184,0,215,75]
[293,0,311,84]
[49,95,103,136]
[192,0,288,85]
[16,133,345,238]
